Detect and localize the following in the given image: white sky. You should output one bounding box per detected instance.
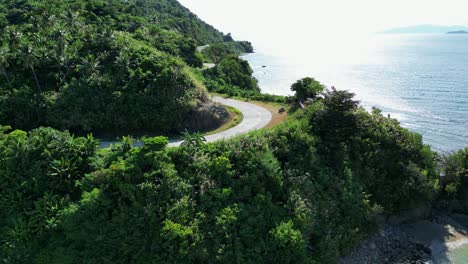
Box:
[178,0,468,47]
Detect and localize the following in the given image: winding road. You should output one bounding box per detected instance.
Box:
[99,96,272,148]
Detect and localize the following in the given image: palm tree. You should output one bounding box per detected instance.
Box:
[0,48,11,87]
[181,130,207,149]
[79,54,102,81]
[49,22,71,86]
[21,46,41,92]
[114,49,131,82]
[8,28,22,50]
[65,9,82,32]
[51,22,69,55]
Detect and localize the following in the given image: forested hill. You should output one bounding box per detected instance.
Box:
[133,0,225,44]
[1,0,225,44]
[0,0,234,136]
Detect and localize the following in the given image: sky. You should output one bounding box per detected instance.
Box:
[177,0,468,48]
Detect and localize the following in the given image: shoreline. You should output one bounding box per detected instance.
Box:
[241,41,468,152]
[340,212,468,263]
[446,238,468,251]
[396,212,468,262]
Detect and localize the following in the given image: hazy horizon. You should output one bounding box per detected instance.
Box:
[177,0,468,151]
[178,0,468,49]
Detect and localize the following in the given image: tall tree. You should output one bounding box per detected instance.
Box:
[291,77,324,100]
[21,46,41,92]
[0,47,11,87]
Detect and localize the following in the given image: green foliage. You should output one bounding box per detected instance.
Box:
[0,127,97,262]
[201,43,229,64]
[309,88,437,213]
[204,55,260,96]
[268,221,307,263]
[349,109,437,213]
[0,0,228,135]
[245,93,287,103]
[438,148,468,211]
[202,41,254,63]
[291,77,325,100]
[181,130,207,150]
[141,136,169,152]
[312,88,360,143]
[0,80,444,263]
[130,0,225,45]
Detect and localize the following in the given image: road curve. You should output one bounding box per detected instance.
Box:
[99,96,272,148]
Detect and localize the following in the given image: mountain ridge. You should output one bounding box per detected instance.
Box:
[382,24,468,34]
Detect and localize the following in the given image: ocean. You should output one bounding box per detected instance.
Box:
[242,34,468,152]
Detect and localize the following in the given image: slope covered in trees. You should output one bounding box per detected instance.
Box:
[0,0,235,136]
[203,55,260,96]
[201,40,254,63]
[0,87,444,263]
[1,1,465,263]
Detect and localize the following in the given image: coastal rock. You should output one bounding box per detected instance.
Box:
[179,102,230,132]
[340,212,468,263]
[338,226,431,264]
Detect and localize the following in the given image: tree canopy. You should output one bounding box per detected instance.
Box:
[202,41,254,64]
[291,77,325,100]
[203,55,260,97]
[0,86,443,263]
[0,1,462,263]
[0,0,233,136]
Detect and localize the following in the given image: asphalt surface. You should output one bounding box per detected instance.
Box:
[99,96,272,148]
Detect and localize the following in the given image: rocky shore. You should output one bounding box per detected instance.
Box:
[339,212,468,263]
[339,226,431,263]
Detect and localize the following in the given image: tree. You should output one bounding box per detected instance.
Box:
[223,33,234,42]
[181,130,206,149]
[291,77,324,100]
[440,148,468,208]
[78,54,102,81]
[312,87,360,143]
[21,46,41,92]
[268,221,306,263]
[203,43,228,64]
[204,55,259,93]
[0,47,11,87]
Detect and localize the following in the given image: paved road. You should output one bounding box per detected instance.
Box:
[203,63,216,69]
[196,45,209,52]
[99,96,272,148]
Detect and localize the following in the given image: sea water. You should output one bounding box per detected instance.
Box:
[243,34,468,152]
[448,246,468,263]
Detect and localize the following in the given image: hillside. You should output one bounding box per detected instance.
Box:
[1,86,455,263]
[3,1,468,263]
[132,0,225,44]
[0,0,235,136]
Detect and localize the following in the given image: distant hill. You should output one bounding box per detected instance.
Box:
[447,30,468,34]
[134,0,224,44]
[382,24,468,34]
